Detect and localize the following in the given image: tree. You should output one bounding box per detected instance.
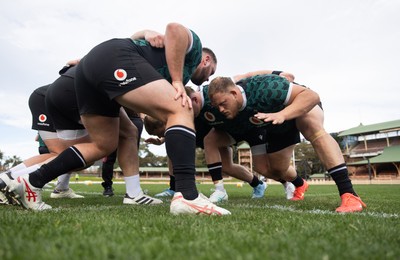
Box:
[0,150,4,171]
[138,138,168,167]
[294,140,324,179]
[0,150,22,171]
[195,148,206,167]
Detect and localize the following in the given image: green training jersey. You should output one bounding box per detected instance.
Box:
[198,74,292,135]
[131,30,202,85]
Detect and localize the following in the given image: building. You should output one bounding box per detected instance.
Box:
[338,119,400,179]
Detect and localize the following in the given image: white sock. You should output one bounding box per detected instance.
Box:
[124,174,141,197]
[215,180,225,191]
[10,164,40,179]
[9,163,27,174]
[56,174,71,191]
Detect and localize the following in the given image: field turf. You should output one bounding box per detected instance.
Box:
[0,182,399,260]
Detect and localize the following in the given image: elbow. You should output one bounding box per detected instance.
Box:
[166,22,184,33]
[314,92,321,105]
[312,92,321,108]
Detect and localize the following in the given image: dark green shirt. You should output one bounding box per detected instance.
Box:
[131,30,202,84]
[198,74,292,135]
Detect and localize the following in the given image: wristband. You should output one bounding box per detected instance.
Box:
[59,65,71,75]
[272,71,282,75]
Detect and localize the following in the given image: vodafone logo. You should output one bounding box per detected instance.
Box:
[38,114,47,123]
[249,117,264,125]
[114,69,127,81]
[204,112,216,122]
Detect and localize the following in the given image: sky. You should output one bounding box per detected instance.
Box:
[0,0,399,160]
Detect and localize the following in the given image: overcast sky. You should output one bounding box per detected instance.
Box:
[0,0,399,160]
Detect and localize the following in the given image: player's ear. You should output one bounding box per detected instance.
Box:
[231,89,238,97]
[203,55,210,66]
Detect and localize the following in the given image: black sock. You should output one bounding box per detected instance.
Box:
[102,149,117,187]
[165,125,198,200]
[207,162,223,182]
[249,175,262,187]
[29,146,86,188]
[169,175,176,191]
[328,164,356,196]
[290,175,304,187]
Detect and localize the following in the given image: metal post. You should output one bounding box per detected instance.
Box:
[367,158,372,184]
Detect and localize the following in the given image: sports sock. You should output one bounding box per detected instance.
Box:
[55,174,71,191]
[165,125,198,200]
[10,164,40,179]
[208,162,223,182]
[10,163,27,173]
[249,175,262,187]
[29,146,86,188]
[290,175,304,187]
[328,163,356,196]
[169,175,176,191]
[214,180,225,192]
[124,174,141,197]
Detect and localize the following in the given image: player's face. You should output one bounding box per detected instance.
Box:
[191,57,216,85]
[211,92,239,119]
[192,100,201,117]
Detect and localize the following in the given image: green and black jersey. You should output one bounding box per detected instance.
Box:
[131,30,202,85]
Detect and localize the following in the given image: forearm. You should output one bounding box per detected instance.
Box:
[233,70,274,82]
[233,70,294,83]
[130,30,149,40]
[281,88,320,120]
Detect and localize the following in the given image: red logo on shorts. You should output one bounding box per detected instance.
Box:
[38,114,47,123]
[249,117,264,125]
[204,112,216,122]
[114,69,127,81]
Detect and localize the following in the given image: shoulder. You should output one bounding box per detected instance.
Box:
[185,30,202,64]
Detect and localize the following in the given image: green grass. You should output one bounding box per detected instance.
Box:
[0,183,399,260]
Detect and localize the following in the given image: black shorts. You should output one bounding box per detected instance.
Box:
[75,38,164,117]
[228,127,267,147]
[29,85,56,132]
[193,118,213,149]
[265,120,300,153]
[46,71,85,130]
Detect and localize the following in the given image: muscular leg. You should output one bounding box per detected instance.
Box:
[220,147,253,183]
[116,79,197,200]
[22,138,59,167]
[296,106,357,196]
[204,129,255,183]
[296,105,365,211]
[117,108,139,178]
[253,145,297,181]
[296,106,344,168]
[203,128,265,200]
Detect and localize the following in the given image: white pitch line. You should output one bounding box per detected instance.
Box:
[236,203,399,219]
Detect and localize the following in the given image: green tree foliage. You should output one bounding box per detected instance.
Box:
[195,148,206,167]
[138,138,167,167]
[294,140,324,179]
[0,150,22,171]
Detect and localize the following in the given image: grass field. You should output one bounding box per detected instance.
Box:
[0,182,399,260]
